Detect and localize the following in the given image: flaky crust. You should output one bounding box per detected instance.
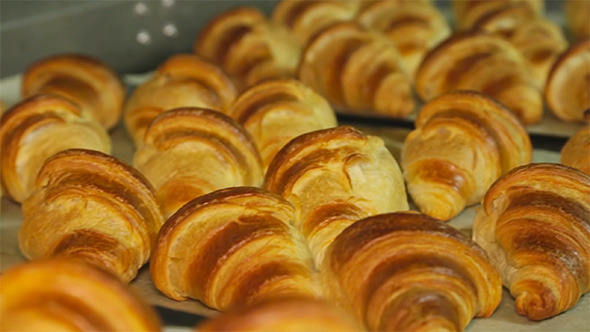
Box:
[561,125,590,175]
[150,187,320,311]
[21,54,125,130]
[19,149,164,283]
[0,95,111,203]
[473,163,590,320]
[323,212,502,331]
[0,258,161,332]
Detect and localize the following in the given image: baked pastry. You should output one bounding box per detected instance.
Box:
[21,54,125,130]
[565,0,590,40]
[472,163,590,320]
[323,212,502,331]
[401,90,532,221]
[298,22,414,117]
[123,54,237,145]
[197,297,362,331]
[561,124,590,175]
[545,41,590,122]
[0,95,111,203]
[19,149,164,283]
[416,31,543,124]
[228,78,337,170]
[452,0,544,31]
[0,258,161,332]
[356,0,451,81]
[150,187,320,311]
[194,7,300,90]
[264,126,409,265]
[133,107,264,217]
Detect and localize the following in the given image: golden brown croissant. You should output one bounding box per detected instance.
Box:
[0,258,161,332]
[561,124,590,175]
[123,54,237,145]
[228,78,337,170]
[264,126,409,265]
[565,0,590,41]
[21,54,125,130]
[472,163,590,320]
[150,186,320,311]
[19,149,165,283]
[196,297,363,332]
[323,211,502,331]
[133,107,264,217]
[544,41,590,122]
[194,6,300,90]
[401,90,532,221]
[298,22,414,117]
[416,31,543,124]
[0,95,111,203]
[452,0,544,31]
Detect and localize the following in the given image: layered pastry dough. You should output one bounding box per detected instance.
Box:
[264,126,408,265]
[228,78,337,170]
[452,0,544,31]
[565,0,590,40]
[545,41,590,122]
[402,91,532,221]
[416,31,543,124]
[133,107,264,217]
[194,7,300,90]
[323,212,502,331]
[19,149,164,283]
[150,187,320,311]
[124,54,237,145]
[0,258,161,332]
[561,124,590,175]
[0,95,111,203]
[298,22,414,117]
[21,54,125,130]
[472,163,590,320]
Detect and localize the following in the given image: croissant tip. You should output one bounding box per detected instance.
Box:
[515,290,556,321]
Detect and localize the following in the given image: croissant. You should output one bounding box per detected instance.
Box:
[194,6,300,90]
[0,95,111,203]
[298,22,414,117]
[416,31,543,124]
[561,125,590,175]
[452,0,544,31]
[19,149,165,283]
[565,0,590,41]
[323,211,502,331]
[228,78,338,170]
[133,107,264,217]
[123,54,237,145]
[544,41,590,122]
[356,0,451,81]
[401,90,532,221]
[150,186,320,311]
[472,163,590,320]
[0,258,161,332]
[264,126,409,265]
[21,54,125,130]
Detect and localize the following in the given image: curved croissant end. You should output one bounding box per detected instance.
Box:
[561,125,590,175]
[229,78,337,170]
[473,163,590,320]
[402,90,532,221]
[452,0,544,31]
[324,212,502,331]
[133,107,264,217]
[21,53,125,130]
[264,126,408,265]
[0,258,161,332]
[19,149,164,283]
[150,187,320,311]
[0,95,111,203]
[123,54,237,145]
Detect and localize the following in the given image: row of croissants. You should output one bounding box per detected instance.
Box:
[1,1,589,332]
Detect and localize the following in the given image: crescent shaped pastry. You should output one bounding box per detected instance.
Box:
[402,90,532,221]
[561,124,590,175]
[133,107,263,217]
[228,78,337,170]
[150,187,320,311]
[19,149,165,283]
[565,0,590,41]
[452,0,544,31]
[123,54,237,145]
[21,54,125,130]
[264,126,408,265]
[323,212,502,331]
[0,258,161,332]
[0,95,111,203]
[472,163,590,320]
